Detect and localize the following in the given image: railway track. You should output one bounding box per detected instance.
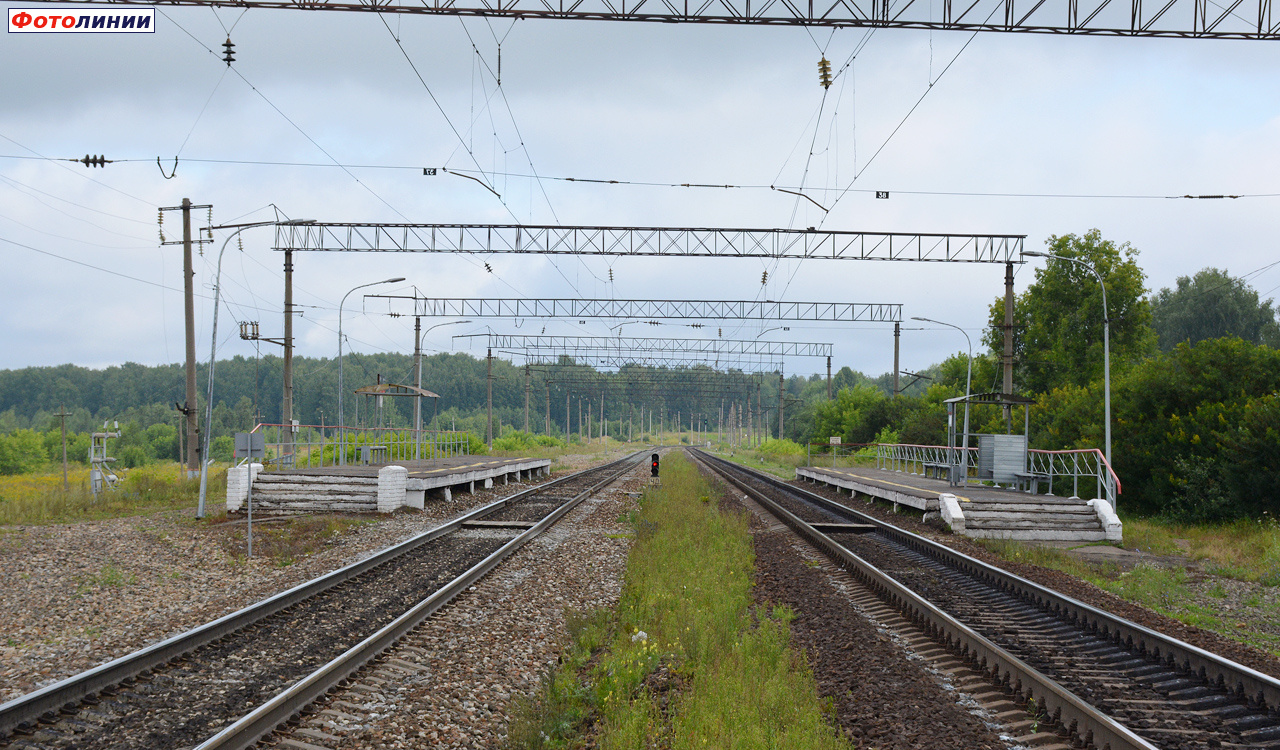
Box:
[0,452,644,750]
[693,449,1280,750]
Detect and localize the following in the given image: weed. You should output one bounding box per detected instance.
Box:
[507,454,849,750]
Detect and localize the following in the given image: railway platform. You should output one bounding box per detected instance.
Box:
[795,465,1120,542]
[226,456,552,515]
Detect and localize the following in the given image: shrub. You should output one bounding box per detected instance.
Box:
[0,430,47,475]
[757,438,804,456]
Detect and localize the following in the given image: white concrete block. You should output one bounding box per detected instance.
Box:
[406,489,425,510]
[1087,498,1124,542]
[226,465,248,513]
[939,493,966,534]
[484,477,494,489]
[377,465,409,513]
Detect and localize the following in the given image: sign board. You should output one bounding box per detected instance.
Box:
[234,432,266,459]
[829,436,841,445]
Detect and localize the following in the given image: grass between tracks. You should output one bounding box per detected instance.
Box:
[507,453,849,750]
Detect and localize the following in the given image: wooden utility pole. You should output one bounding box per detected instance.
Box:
[181,198,198,476]
[486,348,493,447]
[54,408,71,490]
[1003,261,1016,431]
[283,249,294,464]
[894,322,901,397]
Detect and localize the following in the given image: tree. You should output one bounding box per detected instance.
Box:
[1150,267,1280,351]
[987,229,1157,396]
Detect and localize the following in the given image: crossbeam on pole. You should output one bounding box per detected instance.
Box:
[277,224,1023,264]
[370,296,901,322]
[460,334,834,357]
[25,0,1280,38]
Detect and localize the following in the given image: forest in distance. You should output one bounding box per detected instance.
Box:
[1,231,1278,520]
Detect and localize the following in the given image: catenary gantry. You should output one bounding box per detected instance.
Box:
[456,334,834,358]
[277,224,1023,264]
[371,296,901,322]
[36,0,1280,38]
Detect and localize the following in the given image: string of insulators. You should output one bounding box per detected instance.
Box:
[818,57,833,90]
[158,209,165,244]
[608,268,614,283]
[222,37,235,66]
[80,154,109,168]
[761,270,768,285]
[484,262,493,273]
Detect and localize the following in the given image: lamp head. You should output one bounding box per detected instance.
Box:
[910,316,929,322]
[384,277,406,284]
[1021,251,1048,258]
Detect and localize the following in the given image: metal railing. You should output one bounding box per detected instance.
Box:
[1027,448,1121,507]
[874,443,977,475]
[248,423,473,469]
[863,443,1121,507]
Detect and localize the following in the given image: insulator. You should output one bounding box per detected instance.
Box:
[157,210,164,226]
[608,268,614,283]
[818,57,833,89]
[237,236,243,252]
[484,262,493,273]
[159,229,166,243]
[222,37,235,66]
[761,270,768,285]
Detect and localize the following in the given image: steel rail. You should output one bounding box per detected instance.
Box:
[0,454,639,737]
[695,450,1280,720]
[690,449,1161,750]
[195,451,643,749]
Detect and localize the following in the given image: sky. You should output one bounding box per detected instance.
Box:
[2,6,1278,385]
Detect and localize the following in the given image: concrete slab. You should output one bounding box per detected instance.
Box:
[230,456,551,515]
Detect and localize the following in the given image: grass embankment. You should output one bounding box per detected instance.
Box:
[508,453,849,749]
[0,463,226,526]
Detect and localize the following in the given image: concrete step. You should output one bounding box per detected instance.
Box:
[962,504,1095,514]
[966,529,1110,542]
[967,519,1103,530]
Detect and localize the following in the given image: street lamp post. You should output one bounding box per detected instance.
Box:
[1023,250,1113,495]
[338,277,406,466]
[414,319,472,460]
[912,316,972,485]
[196,219,311,518]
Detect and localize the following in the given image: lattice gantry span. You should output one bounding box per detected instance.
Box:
[509,351,787,370]
[458,334,834,358]
[277,224,1024,264]
[32,0,1280,38]
[369,296,902,322]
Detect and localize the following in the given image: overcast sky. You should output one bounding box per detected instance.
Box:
[2,7,1278,384]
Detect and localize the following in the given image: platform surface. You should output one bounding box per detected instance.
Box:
[797,465,1074,506]
[275,455,546,480]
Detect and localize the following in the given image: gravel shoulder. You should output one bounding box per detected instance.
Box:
[0,452,633,705]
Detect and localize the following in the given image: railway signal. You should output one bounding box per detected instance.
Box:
[651,453,660,477]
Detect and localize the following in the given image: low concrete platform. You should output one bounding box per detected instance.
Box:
[796,465,1121,543]
[227,456,552,515]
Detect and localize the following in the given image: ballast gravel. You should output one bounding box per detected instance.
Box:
[0,452,629,705]
[312,470,645,749]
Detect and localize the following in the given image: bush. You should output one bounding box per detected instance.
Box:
[1165,456,1237,523]
[0,430,47,475]
[210,435,235,462]
[757,438,804,456]
[118,444,152,469]
[492,430,566,451]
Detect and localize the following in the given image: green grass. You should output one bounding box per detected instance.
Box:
[0,463,226,526]
[507,454,849,750]
[1122,516,1280,585]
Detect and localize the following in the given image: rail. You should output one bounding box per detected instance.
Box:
[246,423,473,468]
[0,452,642,739]
[693,450,1157,750]
[195,451,644,749]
